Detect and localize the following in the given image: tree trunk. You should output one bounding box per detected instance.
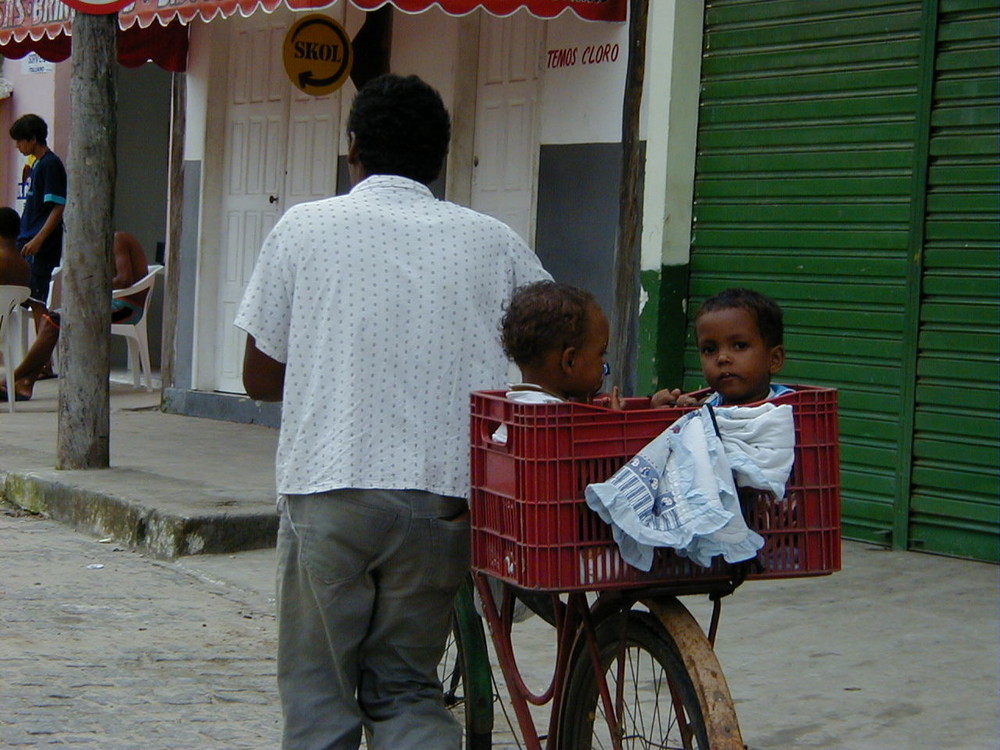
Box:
[160,72,186,391]
[610,0,649,396]
[57,12,117,470]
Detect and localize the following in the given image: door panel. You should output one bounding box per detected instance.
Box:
[215,19,287,393]
[691,0,924,544]
[908,0,999,561]
[211,10,342,393]
[689,0,998,561]
[472,10,543,245]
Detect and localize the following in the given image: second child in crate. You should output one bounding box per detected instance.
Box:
[487,280,622,624]
[651,287,793,408]
[499,280,623,415]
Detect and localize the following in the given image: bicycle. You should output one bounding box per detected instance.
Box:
[440,386,840,750]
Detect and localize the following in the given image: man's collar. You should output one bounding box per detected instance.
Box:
[349,174,434,198]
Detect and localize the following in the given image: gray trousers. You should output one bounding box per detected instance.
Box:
[277,489,469,750]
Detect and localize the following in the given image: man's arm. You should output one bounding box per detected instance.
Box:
[243,335,285,401]
[21,203,64,257]
[111,232,148,289]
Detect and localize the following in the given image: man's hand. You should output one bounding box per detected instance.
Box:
[243,336,286,402]
[20,236,40,257]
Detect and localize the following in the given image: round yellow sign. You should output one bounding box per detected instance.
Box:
[283,14,353,97]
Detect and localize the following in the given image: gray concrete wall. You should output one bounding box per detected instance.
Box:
[114,64,172,371]
[534,142,644,339]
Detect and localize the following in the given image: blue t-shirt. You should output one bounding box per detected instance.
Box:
[706,384,794,407]
[18,149,67,261]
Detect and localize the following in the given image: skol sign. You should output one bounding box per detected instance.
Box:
[283,14,353,97]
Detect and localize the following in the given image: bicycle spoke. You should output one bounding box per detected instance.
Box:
[557,610,717,750]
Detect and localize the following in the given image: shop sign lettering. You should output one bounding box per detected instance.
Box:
[546,44,620,69]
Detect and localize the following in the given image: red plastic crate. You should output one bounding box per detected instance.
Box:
[470,386,841,592]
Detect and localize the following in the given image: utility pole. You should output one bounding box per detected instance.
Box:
[57,11,117,469]
[610,0,649,396]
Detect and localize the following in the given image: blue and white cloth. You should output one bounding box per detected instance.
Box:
[585,402,794,570]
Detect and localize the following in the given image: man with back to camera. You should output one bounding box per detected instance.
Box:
[9,114,66,304]
[235,74,550,750]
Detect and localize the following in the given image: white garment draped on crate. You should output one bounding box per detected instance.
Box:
[585,402,795,570]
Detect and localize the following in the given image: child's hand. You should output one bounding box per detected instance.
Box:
[651,388,704,408]
[608,385,625,411]
[675,392,705,407]
[650,388,682,408]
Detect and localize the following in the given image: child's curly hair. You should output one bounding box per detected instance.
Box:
[501,281,597,368]
[697,287,784,348]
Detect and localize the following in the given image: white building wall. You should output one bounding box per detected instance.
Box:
[0,54,66,210]
[168,2,703,411]
[539,14,629,146]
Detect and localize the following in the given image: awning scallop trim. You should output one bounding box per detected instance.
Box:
[0,0,624,47]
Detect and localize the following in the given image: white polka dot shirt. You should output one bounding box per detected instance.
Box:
[235,174,551,498]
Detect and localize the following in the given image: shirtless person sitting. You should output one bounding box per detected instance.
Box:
[1,231,149,402]
[0,207,31,287]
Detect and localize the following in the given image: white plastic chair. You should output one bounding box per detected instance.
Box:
[0,285,31,413]
[111,264,163,390]
[46,265,62,311]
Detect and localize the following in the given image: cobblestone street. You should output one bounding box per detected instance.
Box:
[1,510,280,749]
[3,504,997,749]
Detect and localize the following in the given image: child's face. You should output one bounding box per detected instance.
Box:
[696,307,784,404]
[563,304,610,401]
[14,138,36,157]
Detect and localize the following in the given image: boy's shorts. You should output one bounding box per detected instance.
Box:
[45,299,143,329]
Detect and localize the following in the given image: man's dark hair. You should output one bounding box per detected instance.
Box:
[697,287,784,347]
[347,74,450,185]
[9,114,48,145]
[0,207,20,240]
[501,281,598,367]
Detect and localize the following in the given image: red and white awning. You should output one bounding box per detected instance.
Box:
[0,0,625,71]
[122,0,627,25]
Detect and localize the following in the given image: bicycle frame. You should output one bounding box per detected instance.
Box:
[471,572,745,750]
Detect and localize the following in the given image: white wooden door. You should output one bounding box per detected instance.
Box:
[212,10,342,393]
[472,11,544,247]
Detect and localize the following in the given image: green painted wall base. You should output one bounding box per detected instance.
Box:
[637,264,691,397]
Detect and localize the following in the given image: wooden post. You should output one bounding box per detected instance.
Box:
[57,12,117,469]
[610,0,649,396]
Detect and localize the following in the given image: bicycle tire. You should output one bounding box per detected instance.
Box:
[557,606,739,750]
[439,576,494,750]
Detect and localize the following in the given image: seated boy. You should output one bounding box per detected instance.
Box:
[652,287,792,408]
[0,207,31,287]
[500,279,622,408]
[1,231,149,401]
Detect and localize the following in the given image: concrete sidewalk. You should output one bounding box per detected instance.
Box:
[0,377,279,558]
[1,378,998,748]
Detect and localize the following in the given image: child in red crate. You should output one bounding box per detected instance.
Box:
[500,280,623,409]
[486,280,622,621]
[583,287,797,572]
[651,287,793,408]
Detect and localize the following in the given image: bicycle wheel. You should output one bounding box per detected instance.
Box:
[557,605,741,750]
[439,576,494,750]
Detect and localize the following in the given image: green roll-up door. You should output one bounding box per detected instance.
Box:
[690,0,926,545]
[908,0,998,559]
[688,0,998,561]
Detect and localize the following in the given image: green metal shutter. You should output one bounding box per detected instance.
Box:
[690,0,926,545]
[907,0,999,559]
